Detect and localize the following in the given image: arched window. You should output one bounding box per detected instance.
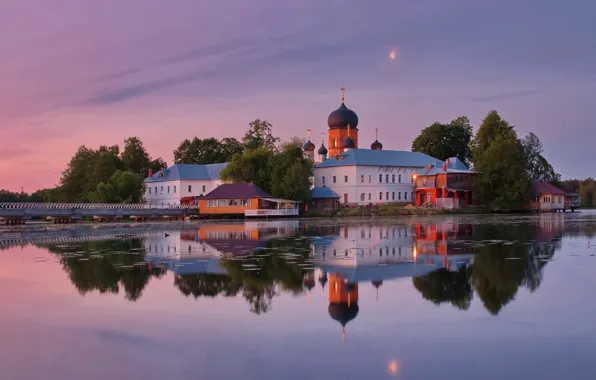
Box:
[333,138,337,148]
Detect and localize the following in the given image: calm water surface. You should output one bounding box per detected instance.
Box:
[2,213,596,379]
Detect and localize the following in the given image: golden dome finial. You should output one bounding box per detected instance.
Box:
[375,127,379,140]
[307,128,311,139]
[341,86,345,103]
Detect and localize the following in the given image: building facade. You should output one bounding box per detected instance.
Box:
[414,157,475,208]
[144,163,226,205]
[307,88,449,207]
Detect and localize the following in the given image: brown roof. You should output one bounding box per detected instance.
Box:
[532,181,567,196]
[202,183,271,199]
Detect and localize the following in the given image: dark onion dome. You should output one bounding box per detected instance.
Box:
[327,103,359,129]
[371,139,383,150]
[317,142,328,155]
[328,302,359,327]
[302,139,315,152]
[343,136,355,149]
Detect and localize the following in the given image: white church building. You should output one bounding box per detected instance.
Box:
[144,163,227,205]
[303,87,449,206]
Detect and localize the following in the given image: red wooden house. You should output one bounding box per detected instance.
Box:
[414,157,475,208]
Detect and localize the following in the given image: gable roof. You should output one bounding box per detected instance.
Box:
[202,183,271,199]
[532,181,567,196]
[315,149,444,169]
[145,163,227,183]
[311,187,340,199]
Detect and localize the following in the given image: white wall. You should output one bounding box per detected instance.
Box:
[144,179,222,205]
[313,165,418,205]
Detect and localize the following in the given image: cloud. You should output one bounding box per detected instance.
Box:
[472,89,542,102]
[0,148,33,159]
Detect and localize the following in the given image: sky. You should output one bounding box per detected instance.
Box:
[1,0,595,191]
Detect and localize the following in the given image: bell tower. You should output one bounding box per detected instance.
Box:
[327,87,359,158]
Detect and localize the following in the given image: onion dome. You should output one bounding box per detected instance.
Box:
[371,280,383,289]
[317,142,328,155]
[328,302,359,327]
[303,140,315,152]
[327,87,359,129]
[343,136,355,149]
[371,140,383,150]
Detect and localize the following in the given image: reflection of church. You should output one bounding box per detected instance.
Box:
[311,223,475,343]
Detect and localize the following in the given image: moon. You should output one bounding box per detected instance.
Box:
[389,50,397,60]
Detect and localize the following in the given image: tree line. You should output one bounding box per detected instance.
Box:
[412,111,562,211]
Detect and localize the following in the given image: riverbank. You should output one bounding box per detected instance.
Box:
[304,204,487,218]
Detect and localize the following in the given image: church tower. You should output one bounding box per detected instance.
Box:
[327,87,359,158]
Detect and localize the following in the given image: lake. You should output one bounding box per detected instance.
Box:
[1,213,596,380]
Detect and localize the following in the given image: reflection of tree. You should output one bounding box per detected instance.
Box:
[174,274,242,298]
[413,222,562,315]
[46,239,163,302]
[413,266,473,310]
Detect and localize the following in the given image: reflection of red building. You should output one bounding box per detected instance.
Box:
[414,222,476,269]
[327,273,359,344]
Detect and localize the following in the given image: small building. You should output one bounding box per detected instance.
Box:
[144,163,227,206]
[198,183,300,217]
[565,192,581,211]
[529,181,568,212]
[310,187,340,212]
[414,157,475,208]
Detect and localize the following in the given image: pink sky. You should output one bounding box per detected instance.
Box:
[1,0,595,191]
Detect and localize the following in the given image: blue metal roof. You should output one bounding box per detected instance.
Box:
[315,149,444,168]
[144,163,227,183]
[446,157,470,171]
[311,187,340,199]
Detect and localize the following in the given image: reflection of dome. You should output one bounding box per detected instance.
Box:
[343,136,355,149]
[372,280,383,288]
[328,103,359,129]
[303,140,315,152]
[328,302,359,327]
[371,140,383,150]
[304,277,315,290]
[317,143,328,155]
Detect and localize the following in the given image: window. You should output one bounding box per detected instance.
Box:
[173,186,176,193]
[154,186,157,194]
[344,175,348,183]
[422,177,427,186]
[398,174,402,183]
[167,186,170,194]
[386,174,389,183]
[360,175,364,183]
[360,193,365,201]
[333,138,337,148]
[398,192,402,200]
[392,192,395,200]
[368,193,371,201]
[386,192,389,200]
[404,192,407,200]
[161,186,164,194]
[202,185,206,193]
[368,175,372,183]
[333,176,336,183]
[188,185,192,193]
[411,192,414,200]
[322,177,326,185]
[379,192,383,200]
[379,174,383,183]
[148,187,152,194]
[392,247,395,255]
[392,174,395,183]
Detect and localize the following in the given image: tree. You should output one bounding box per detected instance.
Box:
[121,137,163,177]
[173,137,244,164]
[412,116,473,164]
[470,110,517,162]
[89,170,144,203]
[59,146,98,202]
[521,132,560,183]
[269,140,313,202]
[219,148,274,193]
[242,119,280,151]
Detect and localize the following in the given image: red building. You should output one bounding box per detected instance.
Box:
[414,157,475,208]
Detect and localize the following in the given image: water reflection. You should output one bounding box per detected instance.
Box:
[34,214,567,318]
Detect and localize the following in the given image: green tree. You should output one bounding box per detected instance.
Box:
[121,137,165,177]
[89,170,144,203]
[470,110,517,162]
[473,135,532,211]
[521,132,560,183]
[219,147,275,193]
[242,119,280,151]
[59,146,98,202]
[411,116,473,163]
[412,266,473,310]
[269,140,313,202]
[173,137,244,164]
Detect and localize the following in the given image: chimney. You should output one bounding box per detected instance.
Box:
[442,164,446,171]
[445,158,449,167]
[148,168,153,178]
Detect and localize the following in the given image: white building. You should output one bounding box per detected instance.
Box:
[144,163,226,205]
[313,149,444,206]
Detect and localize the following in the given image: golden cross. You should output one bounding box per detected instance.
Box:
[307,128,311,139]
[375,127,379,139]
[341,86,345,103]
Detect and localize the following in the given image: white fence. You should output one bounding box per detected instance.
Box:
[245,209,300,217]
